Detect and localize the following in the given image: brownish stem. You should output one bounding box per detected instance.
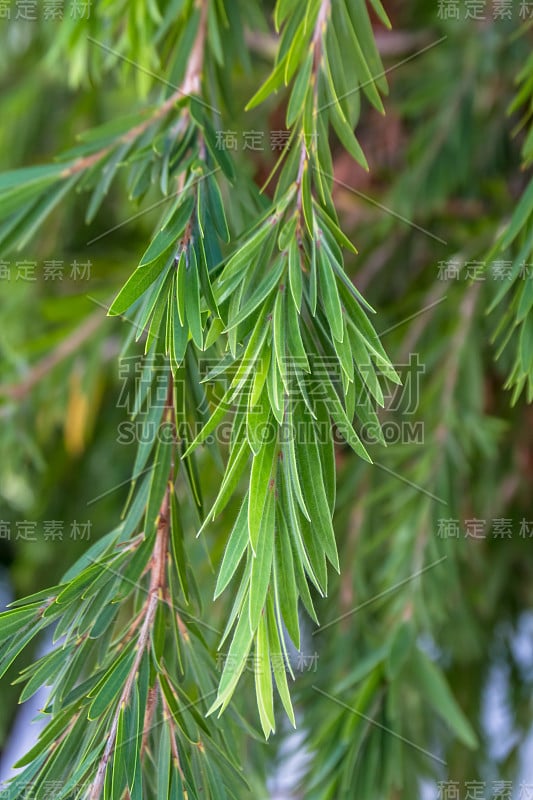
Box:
[61,0,208,181]
[295,0,331,216]
[89,479,171,800]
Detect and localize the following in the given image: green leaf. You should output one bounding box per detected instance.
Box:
[157,721,171,798]
[206,438,251,527]
[409,648,478,749]
[288,237,303,310]
[309,238,318,315]
[317,242,344,342]
[86,141,132,224]
[247,387,272,456]
[274,507,300,648]
[368,0,392,28]
[301,161,314,235]
[170,487,190,603]
[214,501,249,598]
[322,49,369,170]
[520,314,533,374]
[331,5,384,113]
[286,293,310,370]
[182,389,229,458]
[248,423,278,553]
[286,49,313,127]
[273,289,288,392]
[319,363,372,462]
[0,605,42,641]
[0,163,66,193]
[206,172,230,242]
[120,473,152,541]
[210,607,254,716]
[299,514,328,593]
[249,489,275,632]
[267,346,285,424]
[228,312,270,393]
[225,258,284,332]
[294,404,339,571]
[313,399,336,513]
[184,246,203,348]
[275,0,300,29]
[266,594,296,726]
[145,420,173,535]
[315,202,357,254]
[345,0,389,95]
[158,672,199,745]
[108,255,173,317]
[251,348,272,407]
[132,400,166,476]
[17,645,72,704]
[189,98,235,181]
[254,613,275,738]
[246,52,291,110]
[13,174,79,251]
[502,177,533,249]
[88,645,136,720]
[218,223,273,287]
[136,267,173,345]
[176,249,187,326]
[283,408,311,521]
[386,621,415,680]
[145,279,170,352]
[140,196,195,267]
[196,236,220,317]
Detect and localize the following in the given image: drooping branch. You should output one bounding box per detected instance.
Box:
[61,0,209,181]
[89,378,175,800]
[295,0,331,211]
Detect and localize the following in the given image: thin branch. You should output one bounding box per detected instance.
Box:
[89,370,176,799]
[0,310,104,402]
[89,480,171,800]
[141,686,158,757]
[295,0,331,214]
[60,0,208,181]
[159,683,186,783]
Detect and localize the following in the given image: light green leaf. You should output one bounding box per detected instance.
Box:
[294,408,339,572]
[254,613,275,738]
[246,52,290,111]
[274,507,300,648]
[210,608,254,716]
[286,49,313,127]
[145,421,173,535]
[108,255,173,317]
[386,620,415,680]
[139,196,194,267]
[170,487,190,603]
[225,258,284,332]
[410,648,478,749]
[249,490,275,632]
[214,501,249,599]
[88,645,136,720]
[288,237,303,310]
[217,223,272,286]
[184,246,203,348]
[266,594,296,726]
[248,421,278,553]
[317,243,344,342]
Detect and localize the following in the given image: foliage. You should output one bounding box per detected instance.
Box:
[0,3,532,800]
